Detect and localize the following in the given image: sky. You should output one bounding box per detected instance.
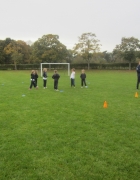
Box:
[0,0,140,52]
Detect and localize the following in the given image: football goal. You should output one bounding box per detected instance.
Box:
[40,63,70,77]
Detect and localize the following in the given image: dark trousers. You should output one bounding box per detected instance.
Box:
[71,78,75,87]
[30,80,36,89]
[54,80,58,89]
[81,79,86,86]
[35,79,38,86]
[43,80,47,87]
[137,76,140,89]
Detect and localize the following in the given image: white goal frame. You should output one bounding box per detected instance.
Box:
[40,63,70,77]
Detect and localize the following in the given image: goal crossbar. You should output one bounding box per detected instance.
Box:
[40,63,70,76]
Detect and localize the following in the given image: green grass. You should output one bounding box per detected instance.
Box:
[0,70,140,180]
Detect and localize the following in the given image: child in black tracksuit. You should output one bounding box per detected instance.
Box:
[52,70,60,91]
[43,68,47,89]
[35,70,39,87]
[80,69,87,88]
[29,70,38,90]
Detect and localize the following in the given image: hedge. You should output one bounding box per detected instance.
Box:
[0,63,138,70]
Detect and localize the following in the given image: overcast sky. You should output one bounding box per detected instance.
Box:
[0,0,140,52]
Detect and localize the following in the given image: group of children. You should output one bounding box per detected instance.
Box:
[29,68,87,91]
[42,68,60,91]
[29,62,140,91]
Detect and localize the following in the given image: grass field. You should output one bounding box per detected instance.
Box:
[0,70,140,180]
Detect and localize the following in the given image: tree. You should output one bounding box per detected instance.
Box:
[16,40,31,64]
[0,40,5,64]
[113,37,140,69]
[32,34,68,63]
[11,52,23,69]
[0,38,14,64]
[73,32,101,69]
[102,51,113,63]
[4,40,23,70]
[65,49,75,63]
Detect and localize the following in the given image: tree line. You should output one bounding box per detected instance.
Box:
[0,33,140,70]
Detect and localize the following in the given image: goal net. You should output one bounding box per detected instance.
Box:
[40,63,70,77]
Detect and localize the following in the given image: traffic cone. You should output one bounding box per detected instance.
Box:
[103,101,108,108]
[135,92,138,98]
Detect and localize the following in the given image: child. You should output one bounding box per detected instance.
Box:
[43,68,47,89]
[80,69,87,88]
[29,70,38,90]
[52,70,60,91]
[35,70,39,87]
[70,68,75,87]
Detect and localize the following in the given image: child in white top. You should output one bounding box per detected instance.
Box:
[70,68,75,87]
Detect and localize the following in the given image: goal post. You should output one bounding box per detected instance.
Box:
[40,63,70,77]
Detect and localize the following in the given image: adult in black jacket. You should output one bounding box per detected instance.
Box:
[52,70,60,91]
[136,62,140,89]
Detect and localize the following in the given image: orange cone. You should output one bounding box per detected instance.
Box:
[103,101,108,108]
[135,92,138,98]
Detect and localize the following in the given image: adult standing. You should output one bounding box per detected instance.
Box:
[136,62,140,89]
